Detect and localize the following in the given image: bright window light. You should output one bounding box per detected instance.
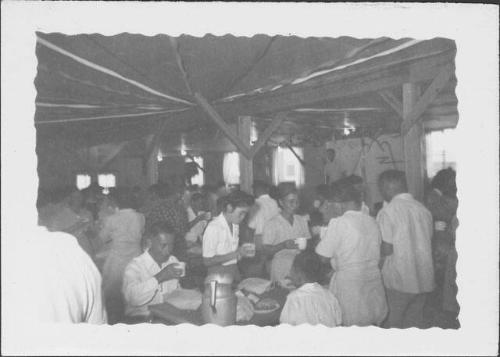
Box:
[98,173,116,188]
[272,146,305,187]
[186,156,204,186]
[223,152,240,185]
[425,128,458,179]
[76,174,91,190]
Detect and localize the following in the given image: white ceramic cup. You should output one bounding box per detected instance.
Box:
[295,237,307,250]
[242,243,256,257]
[176,262,186,277]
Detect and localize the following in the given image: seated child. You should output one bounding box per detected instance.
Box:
[279,251,342,327]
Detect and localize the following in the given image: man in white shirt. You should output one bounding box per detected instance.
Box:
[20,227,107,324]
[376,170,434,328]
[324,148,346,185]
[122,222,184,318]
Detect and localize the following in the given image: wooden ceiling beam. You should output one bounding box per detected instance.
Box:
[379,89,403,119]
[249,112,286,158]
[213,50,455,119]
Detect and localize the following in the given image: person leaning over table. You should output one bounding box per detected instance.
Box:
[376,170,434,329]
[122,222,184,319]
[315,182,388,327]
[262,182,311,282]
[202,190,256,282]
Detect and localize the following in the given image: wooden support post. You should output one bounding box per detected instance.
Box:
[401,63,454,135]
[402,83,425,202]
[238,116,254,194]
[194,93,252,159]
[146,147,159,186]
[249,112,286,159]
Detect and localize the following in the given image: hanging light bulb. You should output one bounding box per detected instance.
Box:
[157,150,163,162]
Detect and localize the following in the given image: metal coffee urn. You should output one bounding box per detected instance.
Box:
[201,273,237,326]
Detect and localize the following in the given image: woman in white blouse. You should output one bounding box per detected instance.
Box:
[202,190,255,280]
[262,183,311,282]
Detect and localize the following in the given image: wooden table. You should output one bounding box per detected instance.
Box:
[148,287,289,326]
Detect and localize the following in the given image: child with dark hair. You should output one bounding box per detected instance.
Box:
[279,251,342,327]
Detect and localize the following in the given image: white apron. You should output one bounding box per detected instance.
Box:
[329,260,388,326]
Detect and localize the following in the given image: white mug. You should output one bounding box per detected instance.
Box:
[295,237,307,250]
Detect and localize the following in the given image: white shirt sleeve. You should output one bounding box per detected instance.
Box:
[122,262,161,309]
[202,223,220,258]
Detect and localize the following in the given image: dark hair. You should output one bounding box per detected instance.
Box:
[218,190,254,211]
[253,180,270,194]
[156,183,171,199]
[378,169,407,190]
[277,182,297,200]
[292,251,323,283]
[315,184,331,198]
[111,188,136,209]
[326,148,336,155]
[330,181,362,204]
[268,185,280,201]
[147,222,176,239]
[344,174,363,186]
[190,192,204,203]
[431,168,456,196]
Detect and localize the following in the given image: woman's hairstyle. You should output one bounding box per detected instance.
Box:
[277,181,298,200]
[292,251,323,283]
[330,181,362,204]
[218,190,255,211]
[431,167,457,196]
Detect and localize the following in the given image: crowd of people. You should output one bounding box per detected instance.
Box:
[35,166,458,328]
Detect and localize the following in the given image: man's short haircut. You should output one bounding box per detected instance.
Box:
[330,181,362,204]
[378,169,408,189]
[147,222,176,239]
[277,181,298,200]
[292,251,323,283]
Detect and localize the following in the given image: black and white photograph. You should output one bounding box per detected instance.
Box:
[2,2,499,356]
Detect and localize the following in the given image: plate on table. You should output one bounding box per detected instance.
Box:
[253,298,280,314]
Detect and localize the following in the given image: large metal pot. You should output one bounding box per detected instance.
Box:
[201,273,237,326]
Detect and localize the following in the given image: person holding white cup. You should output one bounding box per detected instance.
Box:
[262,183,311,282]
